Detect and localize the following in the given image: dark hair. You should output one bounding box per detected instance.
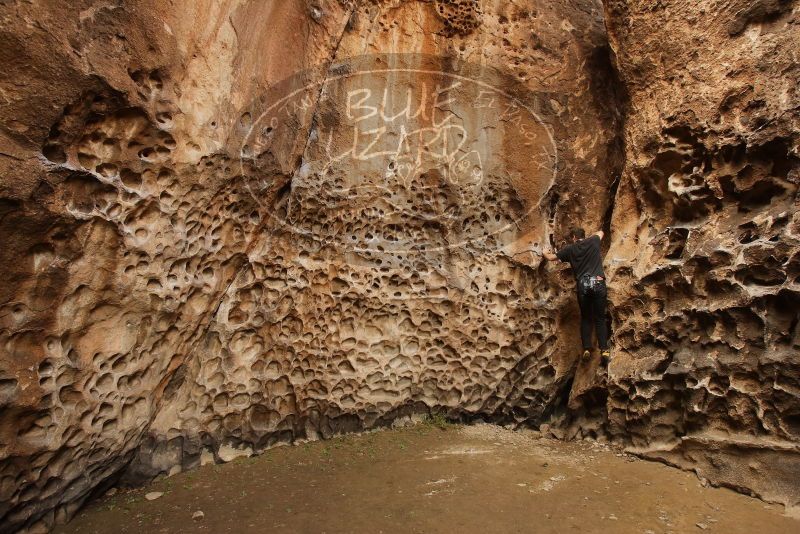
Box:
[568,227,585,241]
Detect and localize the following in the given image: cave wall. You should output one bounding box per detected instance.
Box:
[595,0,800,513]
[1,0,797,531]
[0,1,356,529]
[0,1,621,531]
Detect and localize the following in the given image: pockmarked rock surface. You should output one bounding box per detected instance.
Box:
[0,0,797,532]
[566,0,800,515]
[0,1,618,531]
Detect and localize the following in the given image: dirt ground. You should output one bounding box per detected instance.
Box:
[55,423,799,534]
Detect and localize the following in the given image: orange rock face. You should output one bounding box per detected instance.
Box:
[0,0,797,531]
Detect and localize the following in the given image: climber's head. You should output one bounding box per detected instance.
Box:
[568,227,585,243]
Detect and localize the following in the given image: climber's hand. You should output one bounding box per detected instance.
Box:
[542,249,558,261]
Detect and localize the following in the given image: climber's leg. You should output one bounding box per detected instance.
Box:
[592,280,609,351]
[577,289,593,350]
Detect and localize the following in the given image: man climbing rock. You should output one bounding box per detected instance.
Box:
[542,227,611,365]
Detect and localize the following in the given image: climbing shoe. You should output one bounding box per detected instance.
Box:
[600,350,611,366]
[582,349,591,361]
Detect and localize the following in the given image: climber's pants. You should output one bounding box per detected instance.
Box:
[576,277,608,350]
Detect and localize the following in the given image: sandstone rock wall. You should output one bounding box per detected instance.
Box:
[0,1,620,531]
[0,0,352,529]
[0,0,797,531]
[595,0,800,513]
[133,0,623,482]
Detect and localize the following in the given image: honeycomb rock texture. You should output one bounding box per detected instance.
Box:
[565,0,800,514]
[0,0,796,532]
[0,1,619,531]
[434,0,483,35]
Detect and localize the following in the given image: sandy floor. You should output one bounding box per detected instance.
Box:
[55,423,798,534]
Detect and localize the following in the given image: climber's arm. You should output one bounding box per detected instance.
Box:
[593,230,605,240]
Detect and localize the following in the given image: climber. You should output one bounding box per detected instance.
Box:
[541,227,611,366]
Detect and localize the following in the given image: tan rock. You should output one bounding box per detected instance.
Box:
[0,0,796,531]
[596,0,800,513]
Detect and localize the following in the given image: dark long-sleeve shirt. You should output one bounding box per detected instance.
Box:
[556,235,605,280]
